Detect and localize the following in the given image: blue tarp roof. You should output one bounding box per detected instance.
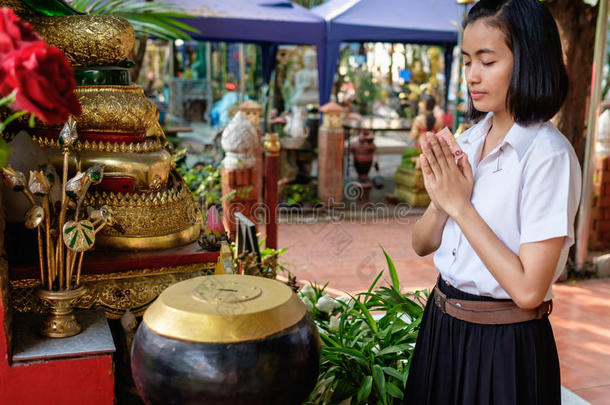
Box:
[165,0,328,99]
[169,0,326,45]
[313,0,464,104]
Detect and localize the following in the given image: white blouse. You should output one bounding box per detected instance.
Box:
[433,113,582,300]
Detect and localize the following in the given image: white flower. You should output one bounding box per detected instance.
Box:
[299,284,316,301]
[329,315,340,332]
[315,294,341,313]
[300,296,314,312]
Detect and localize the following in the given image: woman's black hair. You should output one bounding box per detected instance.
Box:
[423,94,437,131]
[462,0,568,125]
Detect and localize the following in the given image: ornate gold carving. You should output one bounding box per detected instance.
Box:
[32,135,164,153]
[30,86,159,135]
[10,263,216,319]
[30,15,135,67]
[43,147,172,191]
[0,0,35,18]
[82,180,203,250]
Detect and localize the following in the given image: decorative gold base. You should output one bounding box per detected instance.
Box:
[35,286,86,338]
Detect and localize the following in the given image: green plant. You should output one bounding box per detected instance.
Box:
[347,67,381,114]
[301,248,428,405]
[400,147,421,169]
[281,183,320,206]
[230,236,293,282]
[70,0,197,40]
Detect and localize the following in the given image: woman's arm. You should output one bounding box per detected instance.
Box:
[452,204,564,309]
[412,204,449,257]
[420,134,565,309]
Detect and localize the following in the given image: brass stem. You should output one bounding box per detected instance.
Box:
[36,227,46,288]
[41,198,54,290]
[74,179,92,221]
[75,251,84,287]
[22,190,36,206]
[57,149,69,290]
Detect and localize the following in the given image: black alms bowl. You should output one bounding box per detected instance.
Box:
[130,275,321,405]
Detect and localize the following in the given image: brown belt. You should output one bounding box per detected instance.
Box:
[433,286,553,325]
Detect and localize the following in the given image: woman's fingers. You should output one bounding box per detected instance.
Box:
[426,134,449,172]
[438,136,456,168]
[421,140,442,178]
[458,153,473,182]
[420,153,435,181]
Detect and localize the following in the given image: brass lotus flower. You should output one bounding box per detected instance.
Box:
[65,171,86,199]
[59,116,78,148]
[85,164,104,185]
[28,170,51,196]
[2,165,27,191]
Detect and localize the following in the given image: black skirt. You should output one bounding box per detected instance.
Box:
[403,277,560,405]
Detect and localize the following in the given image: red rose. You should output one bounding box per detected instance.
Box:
[0,7,42,55]
[2,42,81,124]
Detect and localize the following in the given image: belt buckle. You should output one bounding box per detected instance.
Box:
[434,292,446,313]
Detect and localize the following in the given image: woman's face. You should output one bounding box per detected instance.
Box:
[462,19,514,115]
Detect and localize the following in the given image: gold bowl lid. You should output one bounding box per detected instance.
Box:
[143,274,307,343]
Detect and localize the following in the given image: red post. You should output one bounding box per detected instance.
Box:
[264,133,280,249]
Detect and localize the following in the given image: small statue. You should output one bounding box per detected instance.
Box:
[410,94,443,150]
[220,111,258,170]
[290,48,319,108]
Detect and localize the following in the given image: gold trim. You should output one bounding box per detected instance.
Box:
[143,275,306,343]
[30,15,135,67]
[95,223,202,251]
[33,135,164,153]
[10,263,216,319]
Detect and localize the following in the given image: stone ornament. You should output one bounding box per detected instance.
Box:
[221,111,258,170]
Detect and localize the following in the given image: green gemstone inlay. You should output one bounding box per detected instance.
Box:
[70,232,78,248]
[65,225,76,234]
[83,230,93,245]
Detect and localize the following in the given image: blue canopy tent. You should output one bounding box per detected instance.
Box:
[312,0,464,105]
[165,0,327,89]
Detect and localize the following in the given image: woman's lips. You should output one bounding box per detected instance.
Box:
[470,91,485,101]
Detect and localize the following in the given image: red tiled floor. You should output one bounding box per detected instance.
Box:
[279,217,610,403]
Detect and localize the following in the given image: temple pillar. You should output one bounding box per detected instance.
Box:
[318,102,345,207]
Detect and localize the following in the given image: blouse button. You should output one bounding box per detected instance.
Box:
[452,249,456,256]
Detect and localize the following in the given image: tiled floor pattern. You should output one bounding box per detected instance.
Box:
[279,218,610,405]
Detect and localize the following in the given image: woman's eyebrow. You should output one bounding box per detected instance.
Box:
[461,48,496,57]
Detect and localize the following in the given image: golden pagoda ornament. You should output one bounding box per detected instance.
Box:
[1,0,203,251]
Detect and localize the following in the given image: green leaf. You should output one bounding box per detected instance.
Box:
[386,382,404,399]
[382,366,404,382]
[367,270,384,294]
[0,138,10,168]
[377,343,412,356]
[329,378,356,403]
[372,364,387,405]
[0,110,27,133]
[356,375,373,404]
[0,89,17,107]
[381,246,400,290]
[350,295,378,333]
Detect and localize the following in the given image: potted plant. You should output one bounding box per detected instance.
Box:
[300,248,428,405]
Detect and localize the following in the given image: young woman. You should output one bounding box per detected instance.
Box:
[404,1,581,404]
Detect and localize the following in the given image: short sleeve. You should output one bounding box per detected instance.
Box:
[519,151,580,248]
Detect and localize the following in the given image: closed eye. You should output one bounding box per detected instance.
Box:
[482,61,496,66]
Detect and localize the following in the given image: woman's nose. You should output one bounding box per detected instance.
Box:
[465,65,481,85]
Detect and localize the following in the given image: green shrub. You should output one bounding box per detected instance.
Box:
[301,248,428,405]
